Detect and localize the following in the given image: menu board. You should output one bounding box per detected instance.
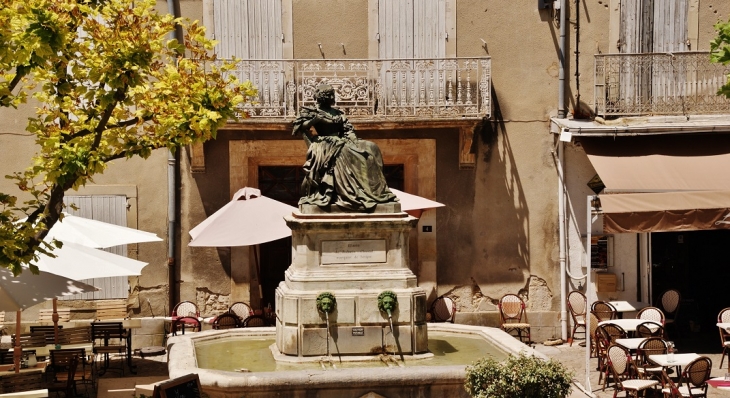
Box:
[591,235,610,269]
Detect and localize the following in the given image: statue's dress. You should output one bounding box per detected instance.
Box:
[293,107,396,211]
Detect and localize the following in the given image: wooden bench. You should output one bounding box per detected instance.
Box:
[95,299,128,321]
[38,308,71,323]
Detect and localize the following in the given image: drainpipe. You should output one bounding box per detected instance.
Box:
[557,0,569,342]
[557,141,568,342]
[167,0,183,309]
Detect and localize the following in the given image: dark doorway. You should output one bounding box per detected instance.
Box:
[257,164,404,310]
[651,230,730,349]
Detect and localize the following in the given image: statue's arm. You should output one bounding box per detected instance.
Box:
[292,107,319,137]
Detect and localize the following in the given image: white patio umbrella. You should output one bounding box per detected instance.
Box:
[189,187,297,300]
[389,188,445,218]
[189,187,296,247]
[30,241,148,280]
[0,267,99,373]
[43,213,162,248]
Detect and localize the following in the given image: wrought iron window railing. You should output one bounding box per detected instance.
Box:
[595,52,730,117]
[215,57,491,121]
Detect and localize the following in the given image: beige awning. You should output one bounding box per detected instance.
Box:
[579,134,730,232]
[600,191,730,233]
[579,134,730,193]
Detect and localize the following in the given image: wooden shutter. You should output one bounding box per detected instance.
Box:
[213,0,283,59]
[378,0,446,59]
[619,0,688,53]
[60,195,130,300]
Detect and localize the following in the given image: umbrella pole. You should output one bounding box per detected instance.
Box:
[254,245,263,301]
[52,298,59,344]
[14,310,21,373]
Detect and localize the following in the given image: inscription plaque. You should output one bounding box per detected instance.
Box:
[352,327,365,336]
[321,240,386,264]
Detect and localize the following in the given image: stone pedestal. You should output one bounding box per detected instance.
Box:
[275,207,429,357]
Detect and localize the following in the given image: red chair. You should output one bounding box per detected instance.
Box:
[171,301,200,334]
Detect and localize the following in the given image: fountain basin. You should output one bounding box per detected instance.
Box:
[167,323,544,398]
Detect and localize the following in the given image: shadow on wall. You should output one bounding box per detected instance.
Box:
[477,83,530,285]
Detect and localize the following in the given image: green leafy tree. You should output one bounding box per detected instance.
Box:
[464,353,573,398]
[711,18,730,98]
[0,0,256,274]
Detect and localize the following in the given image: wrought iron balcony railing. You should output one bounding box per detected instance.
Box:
[217,57,491,122]
[594,52,730,117]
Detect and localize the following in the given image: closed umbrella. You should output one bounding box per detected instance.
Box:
[0,267,98,373]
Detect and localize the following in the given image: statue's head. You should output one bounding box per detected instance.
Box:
[314,84,336,106]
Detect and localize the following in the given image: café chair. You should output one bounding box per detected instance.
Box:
[588,312,600,357]
[717,307,730,370]
[47,356,77,397]
[636,321,664,338]
[91,322,128,376]
[172,301,200,319]
[567,290,587,346]
[430,295,457,323]
[660,356,711,398]
[659,289,681,340]
[242,315,268,328]
[591,300,617,321]
[606,344,659,397]
[0,370,44,394]
[597,324,627,390]
[228,302,254,322]
[212,313,241,329]
[171,316,201,335]
[49,348,95,396]
[637,306,665,325]
[635,337,667,382]
[498,294,531,344]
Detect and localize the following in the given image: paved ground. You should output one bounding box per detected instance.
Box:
[46,329,730,397]
[536,330,730,398]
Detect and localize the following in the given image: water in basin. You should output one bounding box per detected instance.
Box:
[194,330,508,372]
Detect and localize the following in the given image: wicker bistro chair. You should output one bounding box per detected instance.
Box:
[171,301,201,334]
[606,344,659,397]
[213,313,241,329]
[228,302,254,322]
[661,356,712,398]
[498,294,531,344]
[430,296,457,323]
[635,337,668,382]
[659,289,681,340]
[597,324,628,390]
[718,307,730,370]
[171,316,201,335]
[589,312,601,357]
[567,291,587,346]
[637,306,665,325]
[242,315,269,328]
[591,301,618,322]
[636,321,665,338]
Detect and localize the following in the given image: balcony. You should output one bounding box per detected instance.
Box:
[594,52,730,117]
[217,57,491,122]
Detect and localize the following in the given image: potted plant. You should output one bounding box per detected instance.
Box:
[464,353,573,398]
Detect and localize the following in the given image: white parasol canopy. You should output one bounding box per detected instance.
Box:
[44,213,162,248]
[189,187,297,247]
[0,267,99,373]
[30,241,148,280]
[389,188,445,218]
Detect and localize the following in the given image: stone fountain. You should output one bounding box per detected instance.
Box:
[275,203,428,359]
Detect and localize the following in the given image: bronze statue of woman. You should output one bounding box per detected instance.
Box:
[292,84,397,212]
